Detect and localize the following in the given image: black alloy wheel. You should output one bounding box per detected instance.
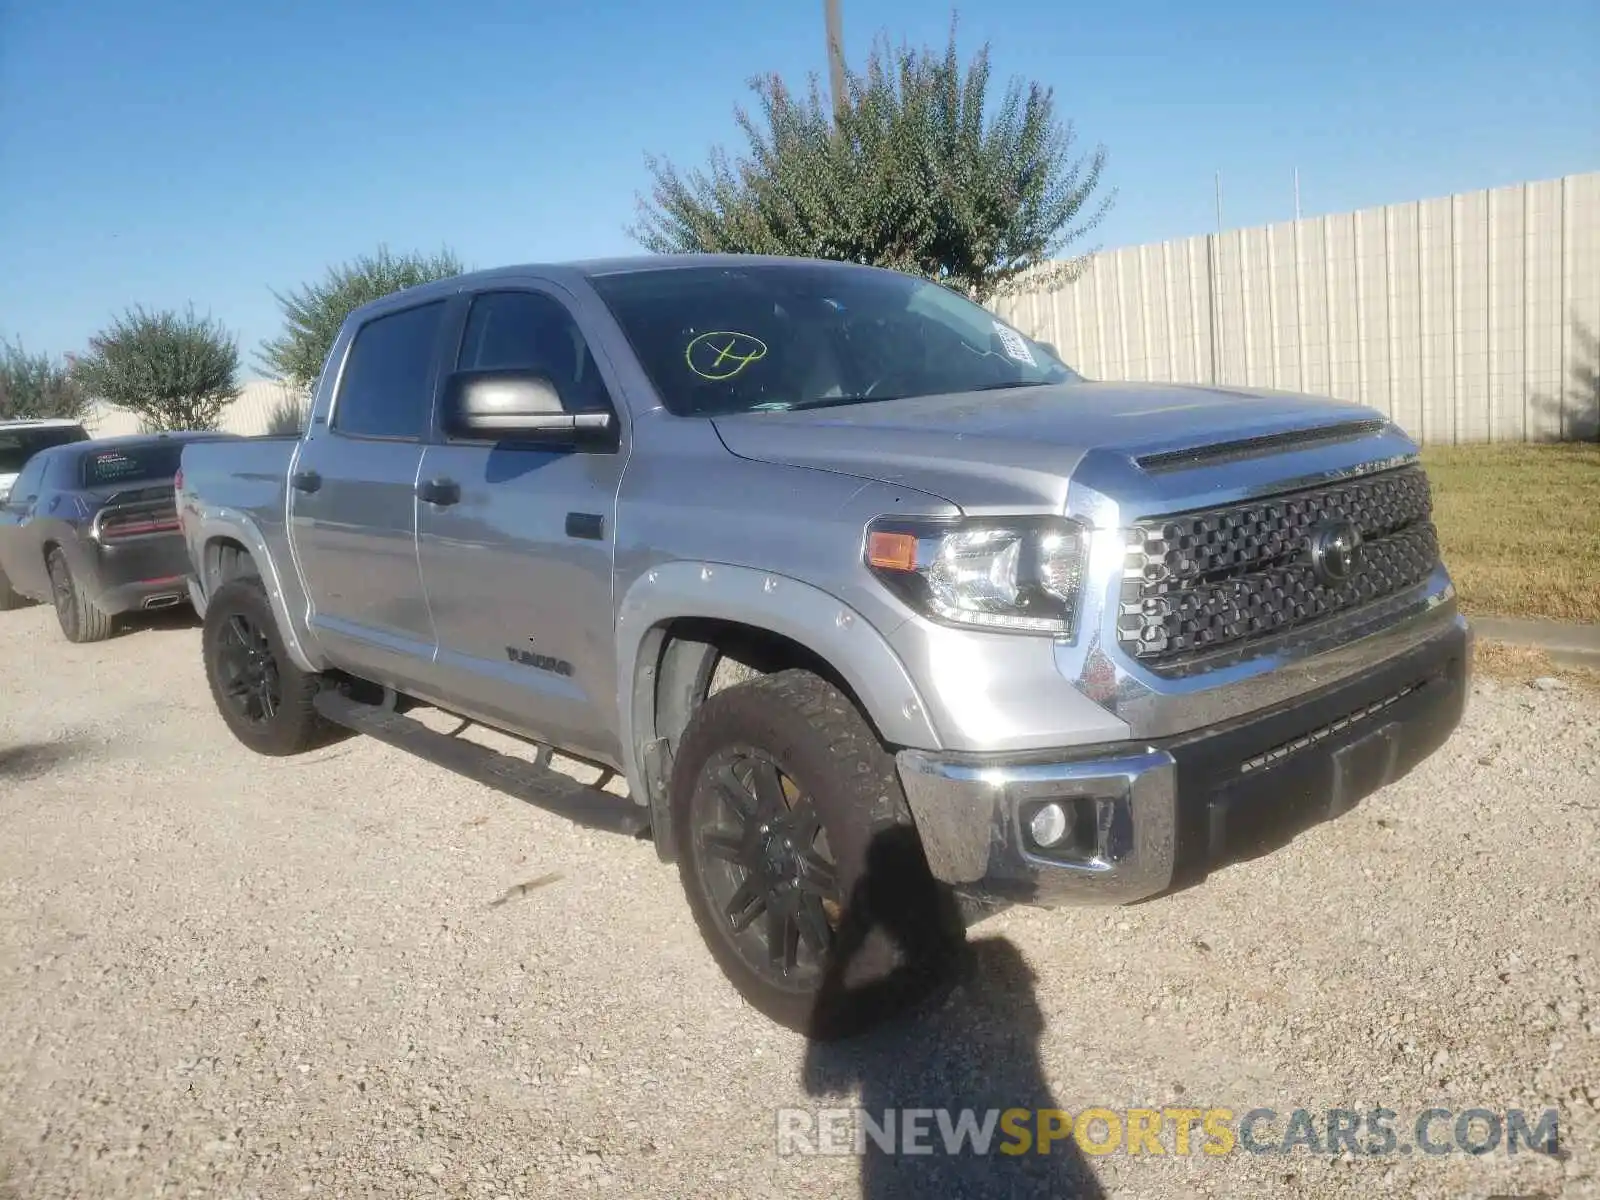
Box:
[48,557,74,628]
[691,746,841,990]
[45,547,113,642]
[215,610,282,725]
[200,575,335,756]
[670,669,955,1037]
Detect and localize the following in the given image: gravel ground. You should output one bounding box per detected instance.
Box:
[1,603,1595,1200]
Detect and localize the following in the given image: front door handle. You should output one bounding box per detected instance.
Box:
[291,469,322,494]
[416,478,460,506]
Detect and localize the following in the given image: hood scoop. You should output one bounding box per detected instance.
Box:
[1133,419,1388,474]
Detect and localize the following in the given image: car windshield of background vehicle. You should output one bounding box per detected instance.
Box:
[81,443,185,487]
[0,426,86,473]
[589,263,1082,417]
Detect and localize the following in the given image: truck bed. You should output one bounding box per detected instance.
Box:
[178,434,299,585]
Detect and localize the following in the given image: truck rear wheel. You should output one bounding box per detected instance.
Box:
[46,548,113,642]
[670,669,961,1038]
[202,577,331,756]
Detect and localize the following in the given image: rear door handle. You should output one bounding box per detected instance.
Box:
[291,469,322,494]
[416,478,460,506]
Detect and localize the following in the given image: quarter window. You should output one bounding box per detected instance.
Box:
[6,456,49,504]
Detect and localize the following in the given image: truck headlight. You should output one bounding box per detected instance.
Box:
[863,515,1087,636]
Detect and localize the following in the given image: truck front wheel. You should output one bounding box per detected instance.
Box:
[670,669,961,1038]
[202,577,331,756]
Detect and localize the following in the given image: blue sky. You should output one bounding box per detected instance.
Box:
[2,0,1595,377]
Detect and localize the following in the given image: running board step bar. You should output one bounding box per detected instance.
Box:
[313,690,650,838]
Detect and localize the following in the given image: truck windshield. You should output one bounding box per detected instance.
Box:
[80,442,185,488]
[588,263,1080,417]
[0,425,88,472]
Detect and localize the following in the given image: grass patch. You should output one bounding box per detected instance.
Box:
[1472,640,1600,692]
[1421,443,1600,624]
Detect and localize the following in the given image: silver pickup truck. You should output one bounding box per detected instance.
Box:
[178,255,1470,1034]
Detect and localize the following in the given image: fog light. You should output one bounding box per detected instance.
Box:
[1028,801,1070,848]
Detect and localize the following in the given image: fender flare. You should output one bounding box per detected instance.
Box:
[191,508,323,674]
[614,561,944,849]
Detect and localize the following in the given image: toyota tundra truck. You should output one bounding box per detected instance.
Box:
[177,255,1471,1034]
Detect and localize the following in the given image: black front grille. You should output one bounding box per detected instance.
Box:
[1116,464,1438,664]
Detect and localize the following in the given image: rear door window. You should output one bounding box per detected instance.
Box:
[332,301,448,440]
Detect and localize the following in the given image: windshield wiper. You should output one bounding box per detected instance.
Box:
[966,380,1051,392]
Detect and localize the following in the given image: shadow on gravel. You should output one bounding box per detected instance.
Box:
[0,739,84,782]
[802,827,1104,1200]
[113,605,202,639]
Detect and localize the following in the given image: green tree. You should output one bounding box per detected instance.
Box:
[0,338,89,421]
[631,20,1113,302]
[72,307,241,431]
[258,246,464,391]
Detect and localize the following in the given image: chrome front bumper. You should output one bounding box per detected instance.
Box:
[897,611,1472,906]
[898,747,1180,904]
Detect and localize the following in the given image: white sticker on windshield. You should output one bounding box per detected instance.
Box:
[993,321,1036,366]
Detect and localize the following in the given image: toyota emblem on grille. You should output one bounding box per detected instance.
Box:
[1308,520,1364,583]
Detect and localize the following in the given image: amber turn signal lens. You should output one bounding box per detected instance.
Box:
[866,531,918,572]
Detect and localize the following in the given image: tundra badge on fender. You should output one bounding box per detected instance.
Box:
[506,643,574,677]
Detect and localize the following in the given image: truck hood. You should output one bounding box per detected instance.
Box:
[711,381,1386,514]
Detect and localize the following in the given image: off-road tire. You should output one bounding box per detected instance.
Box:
[202,576,332,756]
[671,669,957,1039]
[46,548,113,642]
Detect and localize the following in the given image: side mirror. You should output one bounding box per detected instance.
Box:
[443,369,616,445]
